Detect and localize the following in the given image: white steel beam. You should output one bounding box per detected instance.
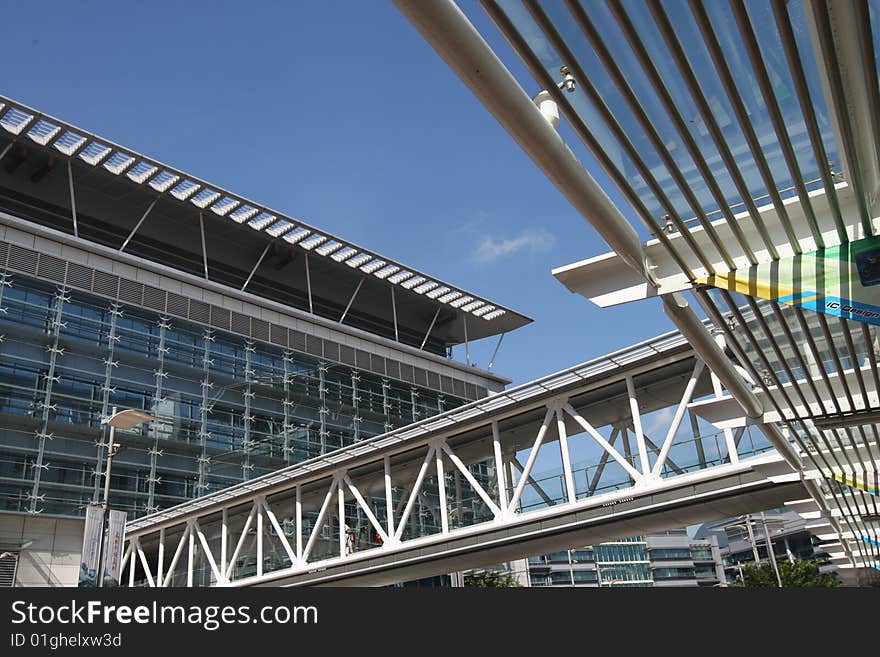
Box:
[491,421,508,509]
[224,504,256,581]
[303,481,336,563]
[394,446,436,542]
[562,403,642,482]
[256,503,264,578]
[436,445,449,533]
[553,184,875,307]
[67,160,78,238]
[295,485,303,560]
[119,542,132,578]
[711,370,740,465]
[555,406,577,503]
[163,526,191,587]
[187,525,195,587]
[690,365,880,428]
[128,541,136,587]
[383,457,395,540]
[339,278,364,325]
[344,475,389,544]
[220,509,227,577]
[439,441,502,518]
[805,0,880,224]
[652,361,705,476]
[260,498,297,566]
[240,242,272,291]
[338,480,346,558]
[420,306,442,351]
[156,528,165,586]
[119,198,158,253]
[510,456,554,507]
[194,520,224,585]
[507,406,556,513]
[136,544,155,588]
[626,376,651,476]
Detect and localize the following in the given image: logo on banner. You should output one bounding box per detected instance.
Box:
[78,504,105,588]
[697,235,880,325]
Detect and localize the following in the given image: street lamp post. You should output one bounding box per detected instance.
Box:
[759,512,783,589]
[95,407,155,587]
[100,407,155,508]
[728,514,785,588]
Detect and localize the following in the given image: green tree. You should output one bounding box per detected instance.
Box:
[463,571,521,587]
[734,558,839,587]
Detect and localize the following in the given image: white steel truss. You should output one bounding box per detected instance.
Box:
[121,338,803,587]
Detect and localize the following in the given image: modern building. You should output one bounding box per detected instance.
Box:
[526,531,725,588]
[695,509,829,583]
[0,96,530,586]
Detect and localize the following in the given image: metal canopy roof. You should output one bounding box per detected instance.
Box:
[467,0,880,572]
[0,95,532,345]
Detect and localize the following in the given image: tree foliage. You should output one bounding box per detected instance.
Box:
[734,558,839,587]
[463,571,521,587]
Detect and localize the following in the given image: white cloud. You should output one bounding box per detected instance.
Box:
[472,228,556,265]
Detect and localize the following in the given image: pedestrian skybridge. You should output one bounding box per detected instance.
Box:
[119,329,810,586]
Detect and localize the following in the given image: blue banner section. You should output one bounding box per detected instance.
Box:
[778,295,880,327]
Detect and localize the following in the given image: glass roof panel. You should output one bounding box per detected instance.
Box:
[492,0,841,229]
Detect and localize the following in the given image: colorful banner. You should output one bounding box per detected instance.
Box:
[78,504,105,588]
[102,509,127,587]
[832,471,879,497]
[697,235,880,325]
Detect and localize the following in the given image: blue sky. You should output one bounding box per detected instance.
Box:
[2,0,674,385]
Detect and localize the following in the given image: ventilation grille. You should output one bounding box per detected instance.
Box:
[231,311,250,335]
[386,360,401,380]
[118,278,143,306]
[142,285,166,312]
[37,254,66,282]
[66,262,93,290]
[291,330,306,352]
[209,305,230,330]
[7,244,38,275]
[188,300,209,324]
[93,270,119,298]
[0,240,488,400]
[0,552,18,588]
[166,292,188,317]
[270,323,288,347]
[323,340,339,362]
[305,334,322,357]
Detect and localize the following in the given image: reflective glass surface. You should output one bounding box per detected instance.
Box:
[0,273,466,518]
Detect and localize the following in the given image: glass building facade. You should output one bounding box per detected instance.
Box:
[527,532,725,588]
[0,271,469,519]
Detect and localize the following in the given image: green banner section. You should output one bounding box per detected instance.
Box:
[697,235,880,326]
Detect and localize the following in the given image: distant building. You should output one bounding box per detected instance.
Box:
[525,530,725,588]
[694,510,825,583]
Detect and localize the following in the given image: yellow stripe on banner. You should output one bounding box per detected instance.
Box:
[697,272,786,300]
[831,472,879,495]
[697,272,821,306]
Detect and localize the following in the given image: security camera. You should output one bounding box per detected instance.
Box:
[558,66,576,93]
